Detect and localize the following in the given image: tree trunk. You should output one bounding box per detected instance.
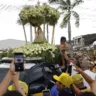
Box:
[68,20,71,43]
[68,20,73,57]
[22,25,27,44]
[30,24,32,43]
[51,25,55,44]
[47,23,49,42]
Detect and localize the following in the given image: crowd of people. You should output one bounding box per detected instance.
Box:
[50,36,96,96]
[1,36,96,96]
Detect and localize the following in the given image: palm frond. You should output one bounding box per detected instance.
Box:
[72,11,79,27]
[58,0,71,11]
[66,0,71,6]
[58,5,68,11]
[60,13,70,28]
[59,0,67,6]
[72,0,84,9]
[49,0,67,6]
[48,0,59,3]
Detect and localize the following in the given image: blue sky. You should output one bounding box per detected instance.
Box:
[0,0,96,44]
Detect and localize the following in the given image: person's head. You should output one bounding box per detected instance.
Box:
[90,61,94,70]
[53,73,73,91]
[80,59,90,70]
[79,92,95,96]
[8,81,28,95]
[70,58,77,65]
[72,74,84,88]
[60,36,66,44]
[55,81,62,91]
[3,91,22,96]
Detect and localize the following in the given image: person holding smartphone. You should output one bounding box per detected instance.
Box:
[0,60,26,96]
[72,64,96,95]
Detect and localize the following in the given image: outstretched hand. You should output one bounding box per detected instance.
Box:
[10,59,19,81]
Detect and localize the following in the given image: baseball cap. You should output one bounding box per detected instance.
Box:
[8,81,28,95]
[90,61,94,65]
[53,73,73,88]
[72,74,83,84]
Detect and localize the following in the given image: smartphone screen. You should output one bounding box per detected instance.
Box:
[14,52,24,72]
[42,90,50,96]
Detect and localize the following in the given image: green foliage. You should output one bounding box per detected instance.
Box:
[49,0,83,27]
[7,49,14,57]
[0,49,14,59]
[32,41,46,44]
[0,50,7,59]
[19,5,60,26]
[13,43,59,63]
[43,48,59,63]
[49,0,83,42]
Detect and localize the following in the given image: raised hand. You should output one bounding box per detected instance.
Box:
[10,59,17,75]
[73,64,82,73]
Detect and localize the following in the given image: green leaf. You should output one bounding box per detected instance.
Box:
[72,11,79,27]
[49,0,59,3]
[60,13,70,28]
[71,0,84,9]
[66,0,71,6]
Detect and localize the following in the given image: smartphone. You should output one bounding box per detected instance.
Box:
[67,65,72,76]
[42,89,51,96]
[14,52,24,72]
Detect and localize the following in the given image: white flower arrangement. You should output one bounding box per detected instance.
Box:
[13,43,59,63]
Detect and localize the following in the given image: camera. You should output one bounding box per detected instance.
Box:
[14,52,24,72]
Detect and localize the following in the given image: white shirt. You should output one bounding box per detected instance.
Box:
[84,70,96,88]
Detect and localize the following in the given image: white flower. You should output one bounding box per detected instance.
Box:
[13,43,58,59]
[39,51,41,54]
[51,53,55,58]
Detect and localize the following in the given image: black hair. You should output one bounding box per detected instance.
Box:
[79,92,95,96]
[60,36,66,43]
[3,91,23,96]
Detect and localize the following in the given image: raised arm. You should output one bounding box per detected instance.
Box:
[64,52,70,64]
[71,84,82,96]
[10,60,26,96]
[12,72,26,96]
[0,60,15,96]
[0,70,12,96]
[74,65,96,93]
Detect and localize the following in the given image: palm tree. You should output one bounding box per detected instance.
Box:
[49,0,83,43]
[17,19,28,44]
